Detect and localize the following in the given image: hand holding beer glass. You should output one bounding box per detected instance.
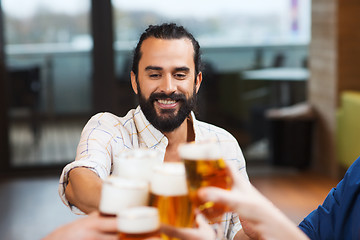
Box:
[150,162,195,240]
[179,141,233,224]
[100,149,162,239]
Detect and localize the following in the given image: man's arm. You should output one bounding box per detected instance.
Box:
[65,167,103,214]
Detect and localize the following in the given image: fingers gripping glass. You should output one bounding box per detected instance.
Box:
[179,141,233,224]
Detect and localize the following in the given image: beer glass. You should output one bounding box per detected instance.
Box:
[112,148,163,182]
[99,176,149,216]
[179,141,233,224]
[117,206,161,240]
[150,162,195,239]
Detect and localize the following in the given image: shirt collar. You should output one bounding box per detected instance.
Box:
[190,111,205,142]
[134,106,166,150]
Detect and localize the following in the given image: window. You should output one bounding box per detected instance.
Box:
[112,0,311,78]
[3,0,91,167]
[4,0,90,45]
[112,0,310,46]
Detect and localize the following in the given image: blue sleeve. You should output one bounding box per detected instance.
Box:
[298,156,360,240]
[298,187,339,239]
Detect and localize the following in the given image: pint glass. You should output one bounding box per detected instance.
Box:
[99,176,149,216]
[112,148,163,182]
[150,163,195,239]
[179,141,233,223]
[117,206,161,240]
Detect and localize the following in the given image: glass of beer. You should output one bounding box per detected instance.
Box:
[117,206,161,240]
[178,141,233,224]
[149,162,195,239]
[99,176,149,216]
[112,148,163,182]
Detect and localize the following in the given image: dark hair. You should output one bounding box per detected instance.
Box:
[131,23,202,77]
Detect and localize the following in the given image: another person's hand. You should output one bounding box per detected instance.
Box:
[43,211,117,240]
[160,214,216,240]
[198,164,309,240]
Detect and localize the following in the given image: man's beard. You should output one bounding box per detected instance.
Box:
[138,88,197,133]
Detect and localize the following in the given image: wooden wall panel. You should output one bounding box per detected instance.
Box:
[309,0,338,176]
[310,0,360,177]
[337,1,360,93]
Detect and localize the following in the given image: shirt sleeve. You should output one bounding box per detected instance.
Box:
[226,212,242,240]
[58,113,124,213]
[298,187,338,239]
[298,157,360,239]
[58,161,103,214]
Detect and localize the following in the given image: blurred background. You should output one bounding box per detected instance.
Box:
[1,0,360,239]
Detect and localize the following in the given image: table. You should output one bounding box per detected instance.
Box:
[241,67,309,106]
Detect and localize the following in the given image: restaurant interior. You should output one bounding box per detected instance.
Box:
[1,0,360,239]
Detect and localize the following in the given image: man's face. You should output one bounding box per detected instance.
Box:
[131,37,202,132]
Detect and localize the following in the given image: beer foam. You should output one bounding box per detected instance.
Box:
[150,163,188,196]
[99,176,149,215]
[178,141,222,160]
[117,207,160,233]
[112,149,163,181]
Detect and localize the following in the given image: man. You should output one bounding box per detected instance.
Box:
[59,23,248,239]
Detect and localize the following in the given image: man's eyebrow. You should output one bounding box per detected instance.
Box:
[175,67,190,72]
[145,66,162,71]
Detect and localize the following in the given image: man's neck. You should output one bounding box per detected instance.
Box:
[163,117,195,162]
[164,117,193,145]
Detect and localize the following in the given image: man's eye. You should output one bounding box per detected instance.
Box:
[175,74,186,79]
[149,74,161,78]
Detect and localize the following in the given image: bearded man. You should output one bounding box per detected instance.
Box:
[59,23,248,240]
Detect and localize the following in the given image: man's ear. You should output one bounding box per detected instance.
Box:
[195,72,203,93]
[130,71,138,94]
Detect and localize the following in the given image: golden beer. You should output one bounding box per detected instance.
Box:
[179,142,233,223]
[149,193,194,227]
[117,206,161,240]
[150,163,195,240]
[99,176,149,216]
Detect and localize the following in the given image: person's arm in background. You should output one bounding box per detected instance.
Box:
[65,167,103,214]
[198,164,309,240]
[200,185,309,240]
[43,212,117,240]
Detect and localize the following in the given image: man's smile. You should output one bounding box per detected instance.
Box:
[155,98,178,110]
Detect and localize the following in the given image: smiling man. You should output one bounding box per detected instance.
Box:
[59,23,248,239]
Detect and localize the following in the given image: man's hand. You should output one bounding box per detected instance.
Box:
[43,212,117,240]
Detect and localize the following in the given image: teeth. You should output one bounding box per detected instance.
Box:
[158,99,176,105]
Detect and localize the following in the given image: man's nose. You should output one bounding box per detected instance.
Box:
[159,74,176,94]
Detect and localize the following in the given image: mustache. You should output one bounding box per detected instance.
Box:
[148,92,187,102]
